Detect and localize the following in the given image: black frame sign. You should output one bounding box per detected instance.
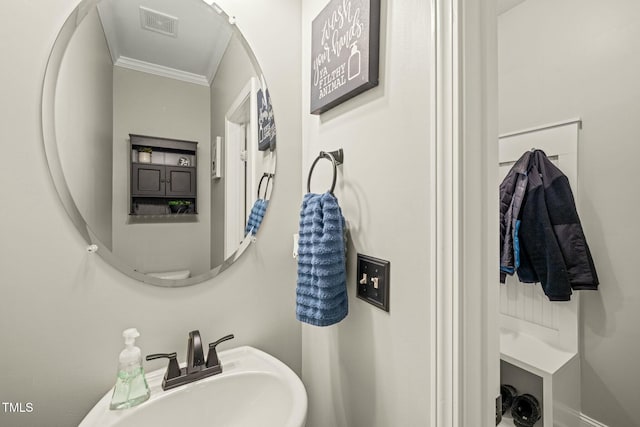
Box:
[257,88,276,151]
[310,0,380,115]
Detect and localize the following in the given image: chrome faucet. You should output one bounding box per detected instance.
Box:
[146,330,234,391]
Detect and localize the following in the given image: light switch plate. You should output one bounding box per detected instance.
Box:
[356,254,390,312]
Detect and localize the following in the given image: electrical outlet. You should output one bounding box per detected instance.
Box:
[356,254,390,312]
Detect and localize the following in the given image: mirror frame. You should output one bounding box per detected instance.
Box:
[41,0,274,287]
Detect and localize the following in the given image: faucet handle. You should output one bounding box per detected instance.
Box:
[206,334,235,368]
[146,352,181,380]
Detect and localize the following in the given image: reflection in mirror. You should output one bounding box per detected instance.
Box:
[43,0,276,286]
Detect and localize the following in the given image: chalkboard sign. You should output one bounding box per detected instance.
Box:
[310,0,380,114]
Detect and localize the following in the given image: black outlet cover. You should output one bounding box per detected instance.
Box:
[356,253,390,312]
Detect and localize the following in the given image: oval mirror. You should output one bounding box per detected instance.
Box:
[42,0,276,287]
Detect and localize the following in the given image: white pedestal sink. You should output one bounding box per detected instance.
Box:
[80,346,307,427]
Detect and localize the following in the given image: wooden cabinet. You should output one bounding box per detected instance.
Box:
[130,134,197,216]
[131,164,196,197]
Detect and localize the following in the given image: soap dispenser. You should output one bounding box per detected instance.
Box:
[109,328,151,410]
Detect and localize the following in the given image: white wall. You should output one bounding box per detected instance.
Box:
[112,67,211,276]
[55,8,113,250]
[301,1,433,425]
[499,1,640,425]
[0,0,301,426]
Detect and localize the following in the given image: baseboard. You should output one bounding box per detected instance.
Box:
[580,413,608,427]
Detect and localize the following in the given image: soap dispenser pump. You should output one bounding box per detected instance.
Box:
[109,328,151,410]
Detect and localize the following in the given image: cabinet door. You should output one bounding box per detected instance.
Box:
[132,164,165,196]
[165,166,196,197]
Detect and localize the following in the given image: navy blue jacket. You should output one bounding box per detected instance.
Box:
[501,150,599,301]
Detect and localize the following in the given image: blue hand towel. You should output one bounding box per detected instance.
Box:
[296,192,348,326]
[245,199,269,236]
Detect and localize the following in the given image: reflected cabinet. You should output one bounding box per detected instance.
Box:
[130,134,197,216]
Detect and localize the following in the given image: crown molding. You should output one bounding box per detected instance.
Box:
[114,56,210,86]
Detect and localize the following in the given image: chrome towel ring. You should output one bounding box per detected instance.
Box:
[307,149,344,194]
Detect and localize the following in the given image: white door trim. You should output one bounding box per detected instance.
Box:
[432,0,499,426]
[431,0,456,425]
[224,77,259,258]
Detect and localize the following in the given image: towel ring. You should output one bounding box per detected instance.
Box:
[257,173,273,199]
[307,149,344,194]
[265,174,273,199]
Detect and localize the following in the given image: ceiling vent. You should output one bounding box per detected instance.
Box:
[139,6,178,38]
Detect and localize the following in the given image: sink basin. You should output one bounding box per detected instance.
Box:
[80,346,307,427]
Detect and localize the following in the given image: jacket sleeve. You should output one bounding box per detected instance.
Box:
[539,161,599,290]
[518,175,574,301]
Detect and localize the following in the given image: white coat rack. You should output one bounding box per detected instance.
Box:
[498,118,582,427]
